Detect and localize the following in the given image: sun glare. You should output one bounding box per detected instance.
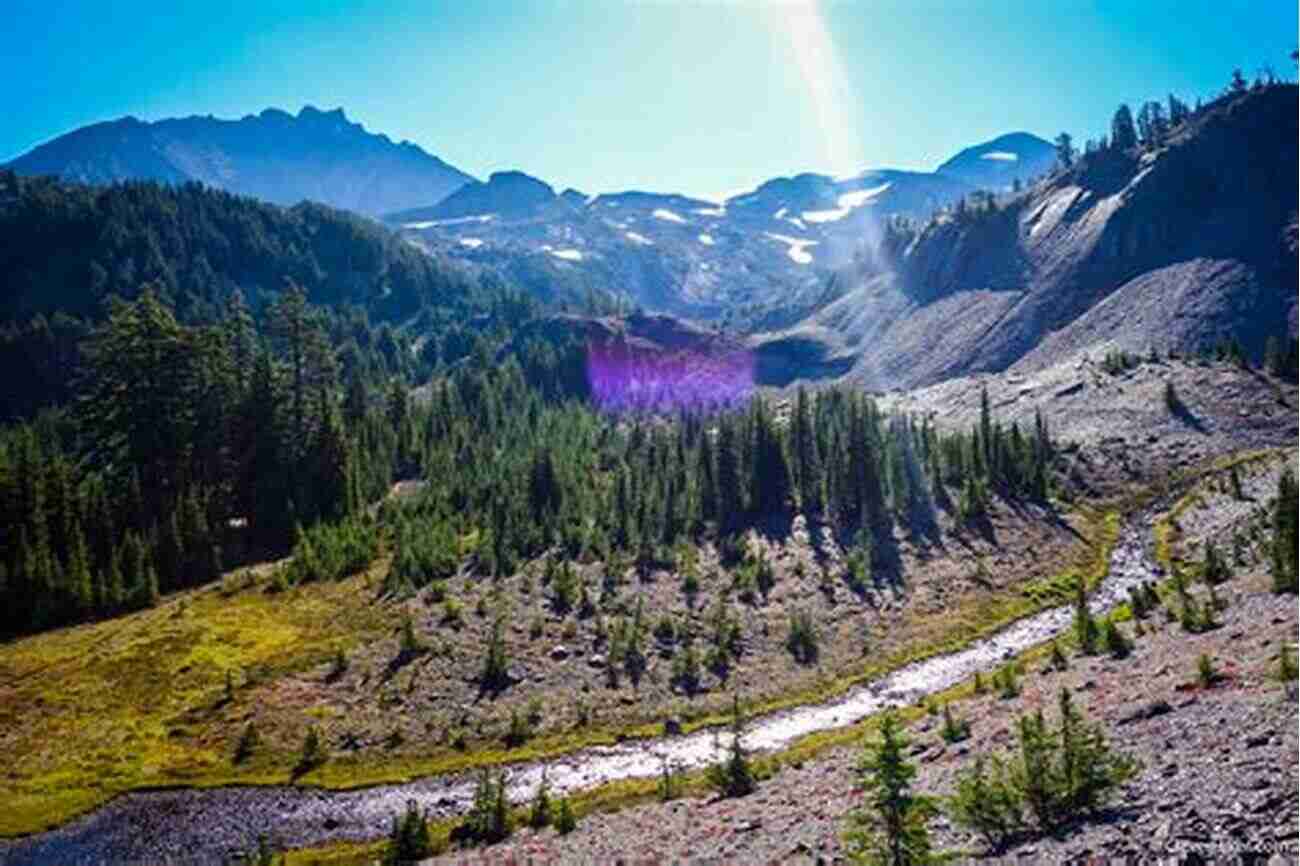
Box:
[767,0,861,176]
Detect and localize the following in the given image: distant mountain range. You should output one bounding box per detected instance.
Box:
[381,133,1054,316]
[2,87,1294,395]
[4,106,474,217]
[5,106,1054,316]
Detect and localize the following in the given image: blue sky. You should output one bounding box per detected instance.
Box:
[6,0,1296,199]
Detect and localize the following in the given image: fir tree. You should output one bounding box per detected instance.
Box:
[843,711,936,866]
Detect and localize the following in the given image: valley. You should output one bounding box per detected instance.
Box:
[0,31,1295,866]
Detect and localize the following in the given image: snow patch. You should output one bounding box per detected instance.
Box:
[694,207,726,217]
[698,233,715,246]
[980,151,1019,162]
[652,208,688,224]
[802,208,847,224]
[429,214,497,227]
[458,238,484,249]
[402,221,437,229]
[764,232,818,265]
[625,231,654,246]
[837,183,891,208]
[550,248,584,261]
[799,183,892,224]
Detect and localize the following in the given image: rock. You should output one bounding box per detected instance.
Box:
[323,816,339,830]
[1245,733,1271,748]
[663,717,683,735]
[587,654,607,668]
[1118,698,1173,725]
[550,645,569,660]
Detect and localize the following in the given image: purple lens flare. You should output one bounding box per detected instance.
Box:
[586,340,755,412]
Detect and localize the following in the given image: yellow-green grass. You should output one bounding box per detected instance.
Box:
[0,566,394,837]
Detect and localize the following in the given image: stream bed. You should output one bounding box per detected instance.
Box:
[0,518,1159,866]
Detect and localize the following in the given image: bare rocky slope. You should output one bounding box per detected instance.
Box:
[760,84,1298,391]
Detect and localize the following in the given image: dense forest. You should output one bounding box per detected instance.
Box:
[0,171,543,419]
[0,272,1051,637]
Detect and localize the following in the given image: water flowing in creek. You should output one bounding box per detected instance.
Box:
[1,519,1157,866]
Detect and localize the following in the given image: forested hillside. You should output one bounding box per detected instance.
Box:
[0,171,539,418]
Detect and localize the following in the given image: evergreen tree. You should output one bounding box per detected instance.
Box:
[1110,104,1138,150]
[1272,467,1299,593]
[843,712,936,866]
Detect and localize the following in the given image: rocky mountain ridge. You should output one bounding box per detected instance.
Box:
[4,106,474,217]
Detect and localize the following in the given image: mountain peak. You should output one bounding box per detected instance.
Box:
[935,131,1056,190]
[5,107,473,216]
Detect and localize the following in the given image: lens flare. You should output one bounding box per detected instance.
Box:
[586,341,754,413]
[766,0,861,177]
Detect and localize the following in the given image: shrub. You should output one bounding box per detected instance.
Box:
[287,517,380,585]
[1101,615,1131,659]
[442,597,464,627]
[295,726,325,776]
[481,619,511,692]
[946,755,1023,853]
[671,642,702,694]
[657,756,685,802]
[384,515,459,595]
[940,704,970,744]
[233,721,259,764]
[1127,586,1150,619]
[458,769,511,845]
[555,797,577,835]
[1163,380,1182,413]
[785,608,819,664]
[1279,645,1298,683]
[1196,653,1219,688]
[245,835,279,866]
[551,562,577,614]
[707,696,756,798]
[330,646,349,679]
[1004,689,1135,833]
[399,616,423,655]
[528,772,553,829]
[996,664,1021,699]
[504,708,533,747]
[1073,579,1098,655]
[382,800,434,865]
[1201,540,1229,585]
[1049,639,1069,671]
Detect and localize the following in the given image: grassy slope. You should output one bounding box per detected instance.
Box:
[0,565,394,836]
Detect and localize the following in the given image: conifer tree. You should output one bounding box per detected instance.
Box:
[843,711,936,866]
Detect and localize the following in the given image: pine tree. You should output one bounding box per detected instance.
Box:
[1272,467,1299,593]
[1073,578,1098,654]
[1111,104,1138,150]
[843,711,936,865]
[708,695,756,798]
[382,799,433,865]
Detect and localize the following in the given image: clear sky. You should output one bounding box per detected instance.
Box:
[6,0,1296,199]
